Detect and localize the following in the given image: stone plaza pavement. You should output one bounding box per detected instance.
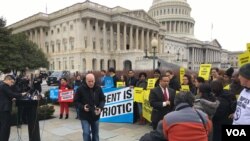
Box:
[9,105,152,141]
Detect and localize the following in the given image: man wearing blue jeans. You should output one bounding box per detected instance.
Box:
[74,73,105,141]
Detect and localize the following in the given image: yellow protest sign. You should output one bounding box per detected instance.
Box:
[134,87,144,103]
[147,78,156,90]
[198,64,212,80]
[181,85,190,91]
[142,90,152,122]
[180,67,185,84]
[238,52,250,67]
[247,43,250,52]
[116,81,125,88]
[223,84,230,90]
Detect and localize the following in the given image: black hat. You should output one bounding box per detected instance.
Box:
[108,68,116,73]
[225,67,234,77]
[239,63,250,80]
[154,69,161,75]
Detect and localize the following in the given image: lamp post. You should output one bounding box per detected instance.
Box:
[151,38,158,70]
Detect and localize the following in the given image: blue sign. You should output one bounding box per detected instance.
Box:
[104,76,114,88]
[49,87,59,100]
[74,86,79,93]
[100,87,134,123]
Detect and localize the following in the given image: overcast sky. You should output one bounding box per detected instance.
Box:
[1,0,249,51]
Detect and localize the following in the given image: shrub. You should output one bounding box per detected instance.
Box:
[11,103,55,126]
[38,104,55,120]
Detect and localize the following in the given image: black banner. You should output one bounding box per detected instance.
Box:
[222,125,250,141]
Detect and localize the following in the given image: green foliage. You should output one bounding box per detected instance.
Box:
[38,105,55,120]
[0,17,19,72]
[11,103,55,125]
[0,17,49,72]
[11,33,49,71]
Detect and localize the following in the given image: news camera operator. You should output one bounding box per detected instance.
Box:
[15,75,32,127]
[32,74,42,94]
[0,75,27,141]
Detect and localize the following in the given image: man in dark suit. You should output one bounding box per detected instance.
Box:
[149,74,175,130]
[126,70,138,87]
[0,75,25,141]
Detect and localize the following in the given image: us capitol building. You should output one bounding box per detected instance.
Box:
[8,0,230,72]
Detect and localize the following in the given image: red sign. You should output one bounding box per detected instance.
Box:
[58,89,74,102]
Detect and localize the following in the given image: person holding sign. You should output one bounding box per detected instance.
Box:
[108,68,119,88]
[223,67,234,90]
[116,74,127,88]
[135,72,148,125]
[59,78,72,119]
[182,74,196,94]
[126,70,138,87]
[233,63,250,125]
[74,73,105,141]
[149,75,175,130]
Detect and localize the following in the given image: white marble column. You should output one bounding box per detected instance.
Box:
[157,34,160,53]
[195,49,197,63]
[103,22,107,52]
[205,49,207,63]
[135,26,139,50]
[110,24,114,51]
[178,21,181,33]
[175,21,177,33]
[211,50,213,62]
[40,28,44,50]
[123,24,127,50]
[147,29,150,51]
[212,51,214,62]
[117,22,120,51]
[192,48,194,69]
[87,19,91,49]
[86,58,92,71]
[182,22,184,33]
[208,49,212,63]
[34,29,38,45]
[129,25,133,50]
[103,59,107,70]
[169,22,172,33]
[95,20,100,51]
[29,31,32,41]
[141,28,144,51]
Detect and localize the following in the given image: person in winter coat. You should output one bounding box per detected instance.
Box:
[32,74,42,93]
[73,75,82,119]
[59,77,71,119]
[166,70,181,91]
[136,72,148,124]
[74,73,105,141]
[211,80,234,141]
[194,83,219,119]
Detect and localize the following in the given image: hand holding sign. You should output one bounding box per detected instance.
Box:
[84,104,90,112]
[95,107,101,115]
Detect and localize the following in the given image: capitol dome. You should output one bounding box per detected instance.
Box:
[149,0,195,38]
[152,0,187,5]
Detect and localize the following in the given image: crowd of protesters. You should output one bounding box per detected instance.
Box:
[2,62,250,141]
[52,63,248,141]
